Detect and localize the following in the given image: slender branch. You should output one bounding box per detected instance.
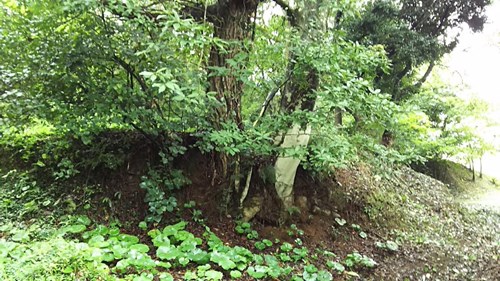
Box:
[414,60,435,88]
[253,73,294,126]
[112,55,148,92]
[101,0,219,23]
[113,55,169,119]
[180,1,219,22]
[392,61,412,101]
[100,0,157,21]
[125,117,165,151]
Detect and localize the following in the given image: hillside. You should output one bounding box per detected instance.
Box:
[1,144,498,280]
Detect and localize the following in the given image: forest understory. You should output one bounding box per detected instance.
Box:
[1,138,498,281]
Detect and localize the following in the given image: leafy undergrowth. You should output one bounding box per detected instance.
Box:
[1,215,375,281]
[1,160,499,280]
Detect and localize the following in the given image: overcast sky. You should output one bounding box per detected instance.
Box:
[444,1,500,142]
[445,1,500,110]
[444,0,500,173]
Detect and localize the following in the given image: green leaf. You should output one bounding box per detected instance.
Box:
[115,259,130,271]
[326,261,345,272]
[140,71,154,78]
[102,251,115,262]
[130,244,150,253]
[157,245,180,260]
[230,270,242,279]
[210,251,237,270]
[280,242,293,252]
[76,216,91,226]
[158,84,166,93]
[184,271,198,280]
[303,270,318,281]
[109,227,120,236]
[159,273,174,281]
[165,81,177,92]
[133,273,153,281]
[386,240,399,251]
[304,264,318,274]
[65,224,86,234]
[112,245,128,259]
[179,256,190,266]
[204,270,223,280]
[317,270,333,281]
[262,239,273,247]
[186,248,209,264]
[118,234,139,245]
[247,265,268,279]
[88,235,109,248]
[138,221,147,230]
[157,261,172,269]
[95,225,109,236]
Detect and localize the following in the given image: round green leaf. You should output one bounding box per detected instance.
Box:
[230,270,242,279]
[66,224,86,234]
[130,243,150,253]
[204,270,223,280]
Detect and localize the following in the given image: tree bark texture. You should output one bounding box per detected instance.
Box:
[207,0,259,129]
[203,1,260,212]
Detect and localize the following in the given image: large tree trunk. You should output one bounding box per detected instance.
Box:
[205,0,259,210]
[207,0,258,127]
[274,62,318,211]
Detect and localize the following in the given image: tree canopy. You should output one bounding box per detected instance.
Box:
[0,0,494,217]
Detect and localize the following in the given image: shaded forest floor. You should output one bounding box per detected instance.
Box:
[1,145,499,280]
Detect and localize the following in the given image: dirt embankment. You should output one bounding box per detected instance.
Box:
[42,135,499,281]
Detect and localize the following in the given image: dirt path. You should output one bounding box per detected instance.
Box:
[464,188,500,211]
[466,153,500,211]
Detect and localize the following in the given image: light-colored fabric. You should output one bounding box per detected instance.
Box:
[275,124,311,209]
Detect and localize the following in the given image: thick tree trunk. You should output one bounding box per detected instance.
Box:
[274,124,312,210]
[479,157,483,179]
[207,0,259,128]
[205,0,259,210]
[335,108,343,126]
[472,160,476,182]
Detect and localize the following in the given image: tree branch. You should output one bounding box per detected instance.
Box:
[414,60,435,88]
[253,73,294,126]
[101,0,219,24]
[272,0,300,26]
[180,0,219,23]
[112,55,148,92]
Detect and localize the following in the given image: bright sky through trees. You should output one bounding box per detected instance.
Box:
[445,0,500,176]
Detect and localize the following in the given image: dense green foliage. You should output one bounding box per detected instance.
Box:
[1,1,498,280]
[348,0,491,102]
[0,0,494,233]
[0,1,489,164]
